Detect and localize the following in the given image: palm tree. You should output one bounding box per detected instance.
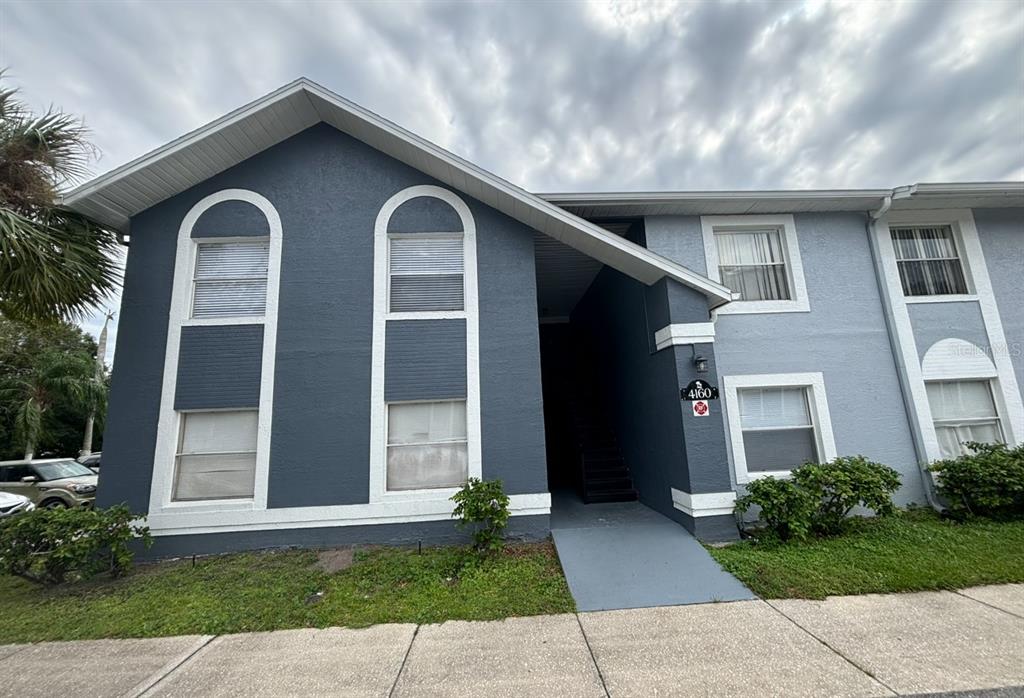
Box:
[0,73,119,322]
[0,349,106,460]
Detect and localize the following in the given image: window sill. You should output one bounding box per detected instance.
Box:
[903,295,978,304]
[182,316,266,326]
[737,469,794,484]
[157,499,256,514]
[715,299,810,315]
[385,311,467,321]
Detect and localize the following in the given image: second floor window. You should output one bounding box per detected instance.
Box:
[714,228,791,301]
[891,225,968,296]
[388,236,464,313]
[192,240,270,318]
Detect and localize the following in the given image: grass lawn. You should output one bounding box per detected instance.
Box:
[0,542,575,644]
[708,510,1024,599]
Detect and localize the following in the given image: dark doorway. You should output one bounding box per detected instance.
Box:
[539,323,637,504]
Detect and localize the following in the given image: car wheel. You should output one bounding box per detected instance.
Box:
[40,499,67,509]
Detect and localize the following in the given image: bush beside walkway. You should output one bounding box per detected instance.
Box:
[708,510,1024,599]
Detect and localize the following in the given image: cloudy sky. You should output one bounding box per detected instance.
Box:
[2,0,1022,358]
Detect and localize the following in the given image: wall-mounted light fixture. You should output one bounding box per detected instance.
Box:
[693,353,708,374]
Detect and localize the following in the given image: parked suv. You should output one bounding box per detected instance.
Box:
[0,459,98,509]
[77,452,101,474]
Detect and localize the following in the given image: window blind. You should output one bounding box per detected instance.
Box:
[389,237,464,312]
[739,386,818,472]
[715,229,791,301]
[386,401,468,491]
[173,410,258,501]
[192,241,269,318]
[891,226,968,296]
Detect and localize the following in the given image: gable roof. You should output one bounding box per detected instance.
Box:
[62,78,735,307]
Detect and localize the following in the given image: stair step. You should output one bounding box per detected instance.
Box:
[583,489,639,504]
[585,476,635,490]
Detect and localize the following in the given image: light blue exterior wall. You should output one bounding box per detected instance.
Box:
[645,212,927,505]
[975,208,1024,395]
[908,301,989,362]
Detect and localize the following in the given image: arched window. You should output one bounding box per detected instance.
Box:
[370,185,481,501]
[922,339,1004,459]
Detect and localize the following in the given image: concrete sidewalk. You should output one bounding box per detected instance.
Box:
[0,585,1021,697]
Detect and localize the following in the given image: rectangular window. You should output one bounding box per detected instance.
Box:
[891,225,968,296]
[173,410,258,501]
[386,401,468,491]
[714,228,791,301]
[388,237,464,313]
[927,380,1003,459]
[738,387,819,472]
[192,240,270,318]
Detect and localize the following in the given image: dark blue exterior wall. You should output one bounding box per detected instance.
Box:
[385,320,467,402]
[98,122,547,515]
[191,200,270,238]
[387,197,463,234]
[174,324,263,410]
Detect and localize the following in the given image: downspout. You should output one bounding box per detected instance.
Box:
[865,192,944,512]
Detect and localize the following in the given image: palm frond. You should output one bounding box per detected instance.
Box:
[0,206,120,321]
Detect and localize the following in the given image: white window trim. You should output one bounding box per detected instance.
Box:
[370,185,482,504]
[723,372,837,484]
[150,189,282,516]
[700,214,809,314]
[875,209,1024,462]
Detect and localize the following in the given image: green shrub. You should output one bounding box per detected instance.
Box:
[735,477,815,542]
[737,456,901,541]
[451,478,510,555]
[929,442,1024,520]
[793,456,901,535]
[0,505,151,585]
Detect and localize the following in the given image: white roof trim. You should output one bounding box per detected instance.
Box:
[62,78,734,306]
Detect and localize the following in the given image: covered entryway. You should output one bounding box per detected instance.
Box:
[550,492,754,611]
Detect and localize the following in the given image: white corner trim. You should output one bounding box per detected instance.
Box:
[146,492,552,536]
[922,338,998,381]
[654,322,715,351]
[722,372,838,484]
[670,488,736,517]
[877,208,1024,459]
[150,189,283,516]
[700,214,810,315]
[369,185,482,504]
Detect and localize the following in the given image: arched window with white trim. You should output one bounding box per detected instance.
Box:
[370,185,481,503]
[922,339,1005,459]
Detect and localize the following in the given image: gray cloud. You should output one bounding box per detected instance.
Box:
[2,0,1022,353]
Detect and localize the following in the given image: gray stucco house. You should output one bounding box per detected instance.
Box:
[63,79,1023,556]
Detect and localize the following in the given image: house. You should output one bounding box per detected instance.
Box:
[63,79,1024,556]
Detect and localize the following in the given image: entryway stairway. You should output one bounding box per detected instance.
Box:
[564,341,639,504]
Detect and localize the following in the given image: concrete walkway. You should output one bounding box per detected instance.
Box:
[1,585,1022,697]
[550,495,754,610]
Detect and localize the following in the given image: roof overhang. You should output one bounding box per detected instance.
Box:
[541,182,1024,218]
[62,78,735,307]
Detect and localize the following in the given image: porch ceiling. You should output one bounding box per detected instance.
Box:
[534,233,604,321]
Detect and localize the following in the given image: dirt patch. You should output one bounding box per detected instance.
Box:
[313,548,356,573]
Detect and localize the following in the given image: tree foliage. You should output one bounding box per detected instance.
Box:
[0,315,106,459]
[0,72,119,322]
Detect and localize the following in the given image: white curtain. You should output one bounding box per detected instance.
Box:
[927,380,1003,459]
[192,241,269,318]
[389,237,464,312]
[715,229,790,301]
[387,401,468,490]
[174,411,258,501]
